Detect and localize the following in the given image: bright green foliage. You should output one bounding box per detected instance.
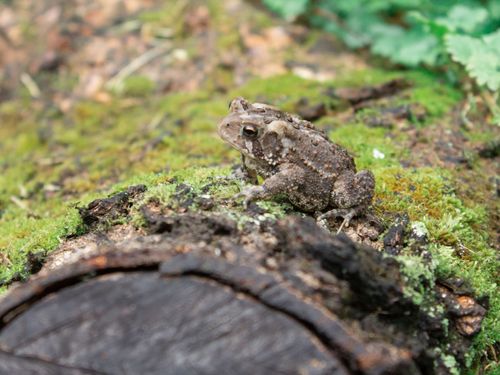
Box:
[446,30,500,91]
[370,26,440,66]
[263,0,309,20]
[264,0,500,91]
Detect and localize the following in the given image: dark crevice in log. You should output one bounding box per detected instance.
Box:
[0,349,106,374]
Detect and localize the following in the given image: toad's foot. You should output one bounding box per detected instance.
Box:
[317,207,363,234]
[234,186,268,209]
[234,166,305,209]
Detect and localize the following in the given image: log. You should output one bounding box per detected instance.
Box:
[0,250,415,374]
[0,213,475,374]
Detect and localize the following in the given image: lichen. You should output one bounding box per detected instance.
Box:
[396,254,436,306]
[442,353,461,375]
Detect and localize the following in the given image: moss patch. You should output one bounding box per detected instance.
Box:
[120,75,156,97]
[330,123,402,169]
[374,165,498,371]
[401,71,463,118]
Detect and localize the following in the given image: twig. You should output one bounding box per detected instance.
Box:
[480,90,500,125]
[490,344,498,363]
[10,196,29,211]
[146,112,166,131]
[20,73,41,98]
[336,218,348,234]
[106,43,171,91]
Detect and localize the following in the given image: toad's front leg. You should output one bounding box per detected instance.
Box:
[236,164,305,208]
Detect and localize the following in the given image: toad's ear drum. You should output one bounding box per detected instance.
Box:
[262,131,281,152]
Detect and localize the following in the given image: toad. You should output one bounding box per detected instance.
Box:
[218,97,375,230]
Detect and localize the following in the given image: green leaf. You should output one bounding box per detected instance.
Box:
[467,54,500,90]
[488,0,500,20]
[408,11,450,39]
[396,33,440,66]
[371,25,441,66]
[411,5,489,37]
[444,5,488,33]
[444,35,476,62]
[483,29,500,55]
[262,0,309,20]
[342,12,383,48]
[446,30,500,91]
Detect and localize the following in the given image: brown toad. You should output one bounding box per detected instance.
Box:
[218,97,375,229]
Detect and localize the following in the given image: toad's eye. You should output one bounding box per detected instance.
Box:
[241,125,258,138]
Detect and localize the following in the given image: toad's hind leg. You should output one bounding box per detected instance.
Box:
[318,170,375,231]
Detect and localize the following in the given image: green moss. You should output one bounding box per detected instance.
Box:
[464,128,498,143]
[333,68,402,87]
[401,71,463,118]
[375,167,452,220]
[138,1,188,35]
[120,75,156,97]
[215,26,241,51]
[142,166,234,203]
[374,165,498,371]
[374,167,488,246]
[435,242,499,371]
[330,69,462,119]
[442,354,460,375]
[330,123,402,169]
[0,86,232,285]
[130,166,292,228]
[482,363,500,375]
[230,74,331,110]
[0,203,83,285]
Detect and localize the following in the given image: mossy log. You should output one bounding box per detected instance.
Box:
[0,216,422,375]
[0,212,485,374]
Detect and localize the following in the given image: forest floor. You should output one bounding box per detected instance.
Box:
[0,0,498,374]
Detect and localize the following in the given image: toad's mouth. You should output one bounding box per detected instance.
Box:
[217,124,247,152]
[217,126,240,149]
[227,138,255,158]
[219,134,259,162]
